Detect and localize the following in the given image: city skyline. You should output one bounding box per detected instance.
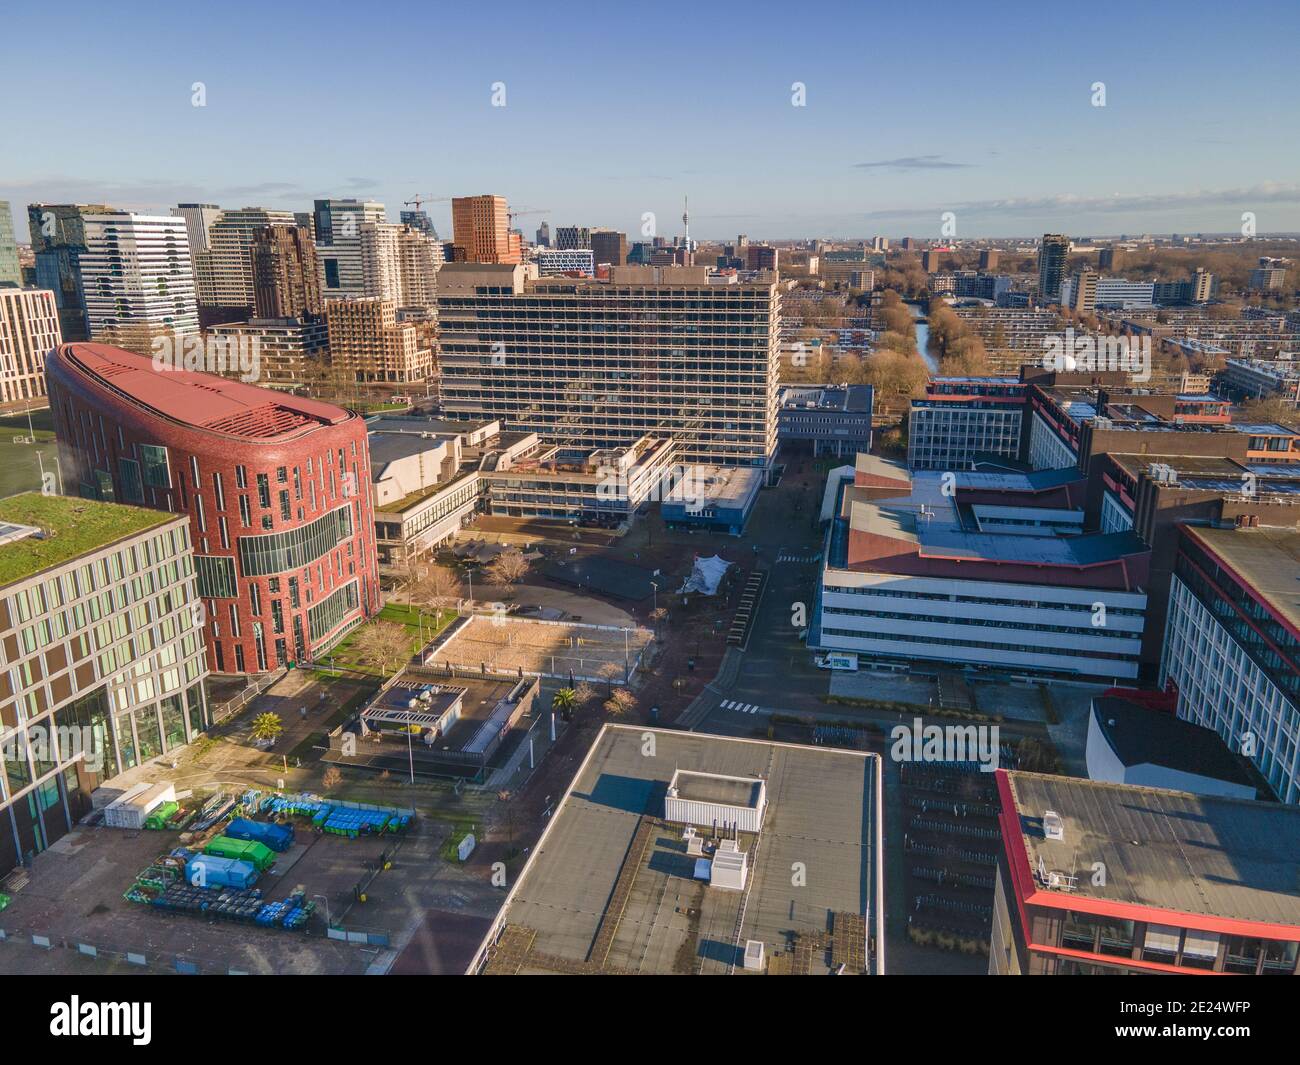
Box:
[3,0,1298,241]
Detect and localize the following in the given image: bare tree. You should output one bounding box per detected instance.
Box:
[322,766,342,791]
[486,547,530,592]
[353,620,412,676]
[597,661,623,693]
[411,563,462,608]
[604,687,636,717]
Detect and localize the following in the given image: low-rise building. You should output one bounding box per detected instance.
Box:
[469,724,883,974]
[777,385,873,458]
[909,377,1025,471]
[1085,696,1259,799]
[662,465,763,536]
[992,770,1300,974]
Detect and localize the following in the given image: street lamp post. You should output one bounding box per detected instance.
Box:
[313,893,332,928]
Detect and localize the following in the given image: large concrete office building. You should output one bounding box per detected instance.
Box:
[0,287,62,405]
[777,385,873,458]
[1160,523,1300,805]
[438,264,781,467]
[0,493,209,876]
[46,342,380,675]
[814,455,1148,681]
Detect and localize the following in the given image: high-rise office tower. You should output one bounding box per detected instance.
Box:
[313,199,387,298]
[203,207,296,314]
[555,226,592,251]
[171,203,222,305]
[0,288,61,404]
[79,212,199,356]
[251,224,323,319]
[922,249,942,272]
[0,201,21,286]
[1037,234,1070,305]
[437,264,781,466]
[535,221,551,248]
[451,195,520,264]
[979,249,999,271]
[26,203,114,341]
[590,229,627,267]
[325,297,434,384]
[399,209,438,240]
[1098,247,1119,271]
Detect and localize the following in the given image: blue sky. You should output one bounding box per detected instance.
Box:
[3,0,1297,241]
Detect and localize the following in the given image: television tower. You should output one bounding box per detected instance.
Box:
[682,196,690,247]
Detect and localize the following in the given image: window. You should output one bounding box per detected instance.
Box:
[235,465,247,489]
[194,555,237,598]
[238,495,251,527]
[307,579,360,642]
[1142,924,1181,965]
[279,489,291,522]
[140,444,171,488]
[257,473,270,508]
[119,458,144,503]
[238,505,354,577]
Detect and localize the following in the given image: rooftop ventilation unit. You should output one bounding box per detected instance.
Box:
[1043,809,1065,842]
[743,940,765,972]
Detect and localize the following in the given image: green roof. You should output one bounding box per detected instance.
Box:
[0,493,178,587]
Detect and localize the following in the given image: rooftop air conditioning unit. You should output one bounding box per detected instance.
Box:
[1043,810,1065,841]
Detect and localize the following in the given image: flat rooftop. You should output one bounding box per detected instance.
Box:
[55,343,350,440]
[672,770,763,808]
[1003,771,1300,930]
[0,493,178,587]
[848,473,1146,569]
[476,726,879,975]
[1182,524,1300,634]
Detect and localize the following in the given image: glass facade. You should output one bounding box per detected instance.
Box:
[238,503,353,576]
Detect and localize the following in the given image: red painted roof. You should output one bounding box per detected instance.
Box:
[57,342,350,440]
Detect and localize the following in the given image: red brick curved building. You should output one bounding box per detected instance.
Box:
[47,342,379,674]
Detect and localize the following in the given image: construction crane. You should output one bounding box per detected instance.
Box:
[403,194,452,211]
[507,206,551,228]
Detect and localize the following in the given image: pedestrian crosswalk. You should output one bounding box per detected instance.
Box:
[777,552,821,564]
[719,699,765,715]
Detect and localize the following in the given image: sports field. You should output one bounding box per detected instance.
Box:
[426,616,653,682]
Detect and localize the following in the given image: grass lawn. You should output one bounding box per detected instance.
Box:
[310,602,456,678]
[0,409,58,499]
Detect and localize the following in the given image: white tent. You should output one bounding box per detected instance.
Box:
[679,554,732,596]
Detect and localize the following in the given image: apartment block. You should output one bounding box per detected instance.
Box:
[251,224,322,320]
[437,264,780,467]
[209,317,329,390]
[325,297,433,384]
[0,288,62,405]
